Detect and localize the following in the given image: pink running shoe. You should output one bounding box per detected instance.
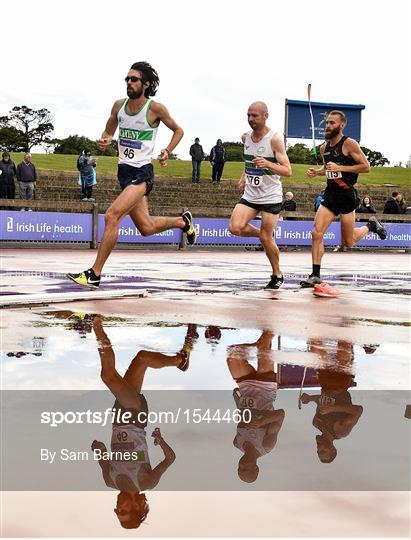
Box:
[313,282,342,298]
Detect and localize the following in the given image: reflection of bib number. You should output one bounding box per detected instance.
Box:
[246,174,261,186]
[326,170,342,180]
[123,148,135,159]
[117,431,128,442]
[319,395,335,406]
[241,397,255,408]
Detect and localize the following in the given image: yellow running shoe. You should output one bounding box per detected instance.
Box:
[66,269,100,289]
[182,210,197,245]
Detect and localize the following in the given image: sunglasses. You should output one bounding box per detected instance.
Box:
[125,76,143,83]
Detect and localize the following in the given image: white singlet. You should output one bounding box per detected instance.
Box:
[117,99,159,168]
[234,380,278,456]
[243,130,282,204]
[108,424,151,491]
[237,379,278,410]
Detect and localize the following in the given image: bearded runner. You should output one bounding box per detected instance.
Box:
[66,61,196,289]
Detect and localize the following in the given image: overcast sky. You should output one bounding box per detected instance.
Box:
[2,0,410,165]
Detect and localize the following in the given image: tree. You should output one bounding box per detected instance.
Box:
[0,105,54,151]
[54,135,118,156]
[286,143,322,165]
[360,147,390,167]
[223,141,243,161]
[0,126,26,152]
[286,143,310,164]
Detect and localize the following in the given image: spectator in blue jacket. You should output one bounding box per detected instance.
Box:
[78,148,97,201]
[209,139,226,183]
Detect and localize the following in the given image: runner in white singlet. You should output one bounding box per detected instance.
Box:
[91,317,198,529]
[229,102,292,290]
[67,61,197,289]
[227,330,285,483]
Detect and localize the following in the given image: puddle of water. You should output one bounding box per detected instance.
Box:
[2,310,410,537]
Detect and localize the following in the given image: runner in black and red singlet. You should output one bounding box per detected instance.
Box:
[300,110,387,296]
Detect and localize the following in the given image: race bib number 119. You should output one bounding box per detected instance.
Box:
[326,170,342,180]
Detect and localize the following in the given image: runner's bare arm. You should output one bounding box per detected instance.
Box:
[325,139,370,174]
[145,434,176,489]
[262,410,285,451]
[150,101,184,166]
[91,440,115,488]
[252,134,292,177]
[333,405,363,437]
[307,144,326,178]
[97,100,123,152]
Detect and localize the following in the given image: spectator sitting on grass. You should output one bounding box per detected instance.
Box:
[281,191,296,212]
[356,195,376,214]
[383,191,400,214]
[281,191,296,221]
[396,193,407,214]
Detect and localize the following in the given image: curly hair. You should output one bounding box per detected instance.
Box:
[118,493,149,529]
[130,62,159,97]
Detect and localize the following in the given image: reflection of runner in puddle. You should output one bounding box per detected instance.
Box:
[300,338,363,463]
[227,330,285,483]
[91,317,198,528]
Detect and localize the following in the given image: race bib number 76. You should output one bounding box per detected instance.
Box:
[246,174,262,186]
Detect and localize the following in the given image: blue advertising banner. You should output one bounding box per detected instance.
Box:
[97,215,182,243]
[285,100,365,141]
[195,218,411,247]
[0,211,92,241]
[1,212,409,247]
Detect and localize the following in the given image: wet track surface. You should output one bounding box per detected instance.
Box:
[1,249,410,537]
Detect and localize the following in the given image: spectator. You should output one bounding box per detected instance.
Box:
[356,194,376,214]
[396,193,407,214]
[189,137,204,183]
[314,189,325,212]
[16,152,37,211]
[383,191,400,214]
[281,191,297,221]
[0,151,17,202]
[78,148,97,201]
[209,139,226,184]
[282,191,296,211]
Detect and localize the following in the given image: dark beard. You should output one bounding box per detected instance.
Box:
[127,87,144,99]
[324,127,341,140]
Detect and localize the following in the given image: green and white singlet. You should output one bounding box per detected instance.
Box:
[243,130,282,204]
[117,99,159,168]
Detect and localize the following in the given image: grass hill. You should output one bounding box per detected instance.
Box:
[9,153,411,187]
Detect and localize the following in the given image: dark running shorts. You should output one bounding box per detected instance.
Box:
[236,371,277,383]
[239,198,282,215]
[112,393,148,429]
[321,188,357,216]
[118,163,154,196]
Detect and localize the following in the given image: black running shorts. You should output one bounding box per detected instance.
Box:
[239,198,282,215]
[118,163,154,196]
[321,187,357,216]
[236,371,277,383]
